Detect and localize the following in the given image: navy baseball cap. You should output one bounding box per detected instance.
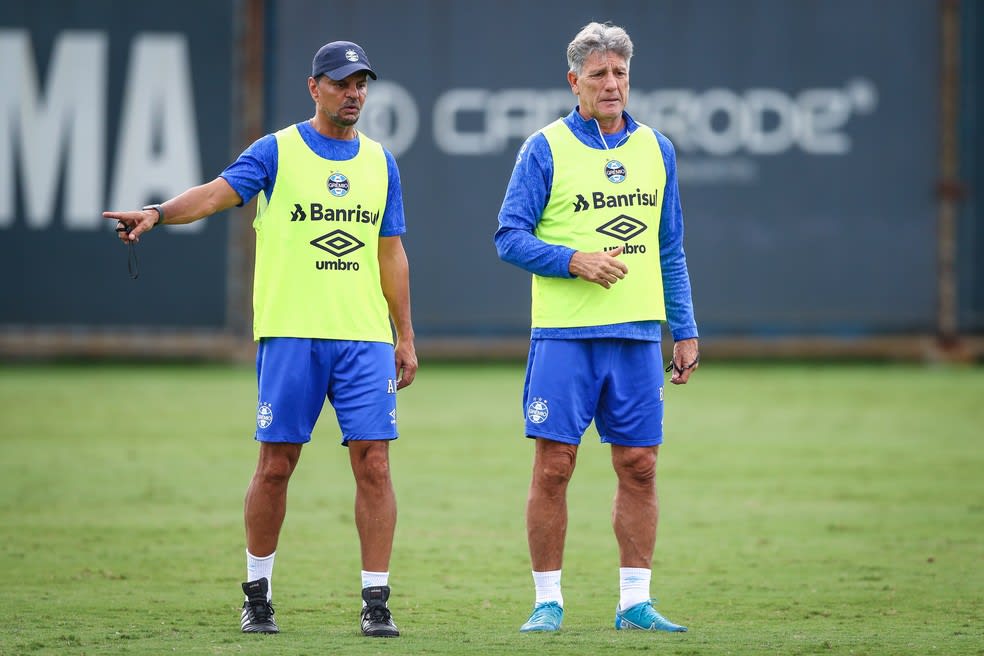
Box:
[311,41,377,80]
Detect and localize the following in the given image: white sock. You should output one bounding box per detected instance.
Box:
[619,567,651,610]
[361,570,389,588]
[361,570,390,607]
[246,550,275,601]
[532,569,563,606]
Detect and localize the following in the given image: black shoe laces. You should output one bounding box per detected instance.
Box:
[247,598,275,623]
[364,604,392,623]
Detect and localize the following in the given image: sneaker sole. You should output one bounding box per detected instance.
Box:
[615,616,686,632]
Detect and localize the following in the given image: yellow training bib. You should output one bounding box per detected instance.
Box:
[533,119,667,328]
[252,126,392,342]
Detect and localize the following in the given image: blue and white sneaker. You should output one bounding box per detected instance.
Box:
[614,600,687,632]
[519,601,564,632]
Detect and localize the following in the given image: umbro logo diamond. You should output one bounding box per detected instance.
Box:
[596,215,647,242]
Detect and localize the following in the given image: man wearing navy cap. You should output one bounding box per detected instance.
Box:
[312,40,378,81]
[104,41,415,638]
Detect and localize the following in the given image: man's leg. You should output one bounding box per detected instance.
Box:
[520,438,577,632]
[245,442,303,556]
[241,442,302,633]
[348,440,397,571]
[528,438,578,571]
[610,445,658,569]
[611,444,686,632]
[349,440,400,637]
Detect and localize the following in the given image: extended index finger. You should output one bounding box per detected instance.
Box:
[103,210,136,222]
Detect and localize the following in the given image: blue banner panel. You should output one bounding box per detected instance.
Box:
[0,1,235,327]
[269,0,939,337]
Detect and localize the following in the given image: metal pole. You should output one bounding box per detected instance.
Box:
[937,0,964,353]
[225,0,265,352]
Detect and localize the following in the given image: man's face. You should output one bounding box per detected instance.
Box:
[568,50,629,123]
[311,71,369,128]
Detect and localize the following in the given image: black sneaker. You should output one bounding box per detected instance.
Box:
[241,577,279,633]
[360,585,399,637]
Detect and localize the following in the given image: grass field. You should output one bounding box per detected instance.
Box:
[1,361,982,655]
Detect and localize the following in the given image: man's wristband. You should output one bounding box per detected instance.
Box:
[142,204,164,225]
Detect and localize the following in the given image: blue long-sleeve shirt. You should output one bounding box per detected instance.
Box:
[494,108,698,343]
[219,121,406,237]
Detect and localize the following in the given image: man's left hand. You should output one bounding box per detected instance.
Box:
[394,339,418,390]
[669,338,699,385]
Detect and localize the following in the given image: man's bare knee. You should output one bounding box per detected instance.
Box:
[613,447,657,486]
[255,444,301,486]
[533,440,578,488]
[350,442,392,486]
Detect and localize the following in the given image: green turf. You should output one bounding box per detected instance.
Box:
[1,361,982,655]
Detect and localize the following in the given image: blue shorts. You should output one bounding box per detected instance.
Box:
[254,337,399,445]
[522,338,664,447]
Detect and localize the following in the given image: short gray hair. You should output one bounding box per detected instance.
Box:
[566,22,633,75]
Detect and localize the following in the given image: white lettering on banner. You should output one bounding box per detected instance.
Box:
[0,30,106,229]
[743,89,798,155]
[428,80,878,159]
[108,34,202,231]
[433,89,488,155]
[360,81,419,159]
[0,29,204,232]
[633,79,878,156]
[433,89,572,155]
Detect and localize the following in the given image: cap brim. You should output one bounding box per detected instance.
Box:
[323,63,377,80]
